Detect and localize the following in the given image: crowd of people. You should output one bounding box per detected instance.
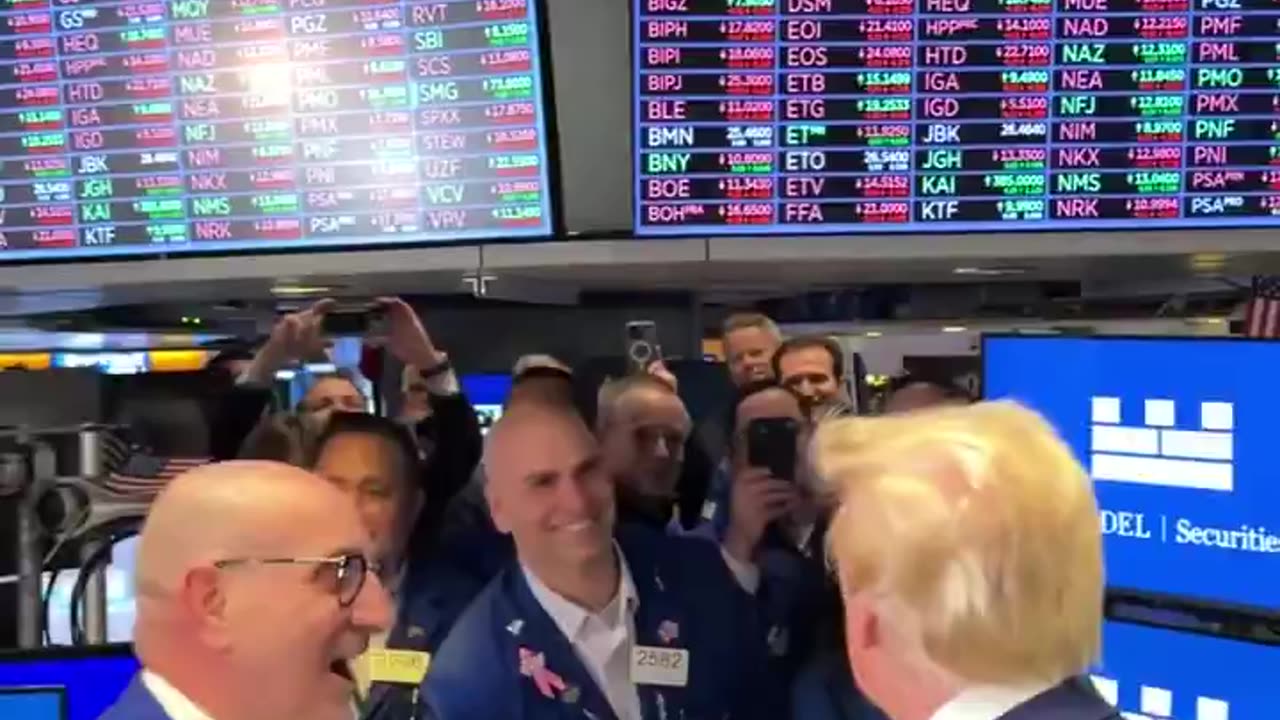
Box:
[99,301,1116,720]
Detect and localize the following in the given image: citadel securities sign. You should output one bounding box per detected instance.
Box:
[1089,397,1280,556]
[981,336,1280,611]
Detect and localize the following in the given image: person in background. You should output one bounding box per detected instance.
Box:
[507,354,576,408]
[100,461,392,720]
[295,369,368,435]
[773,335,848,418]
[309,413,489,720]
[422,406,776,720]
[204,346,256,383]
[815,401,1115,720]
[722,312,783,389]
[595,374,693,530]
[882,373,971,415]
[236,411,314,465]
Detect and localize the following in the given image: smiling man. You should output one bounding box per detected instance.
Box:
[422,406,778,720]
[99,460,393,720]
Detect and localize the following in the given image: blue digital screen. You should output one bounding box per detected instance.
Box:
[0,689,63,720]
[0,0,555,262]
[982,335,1280,611]
[462,373,511,434]
[633,0,1280,236]
[1093,621,1279,720]
[0,649,137,720]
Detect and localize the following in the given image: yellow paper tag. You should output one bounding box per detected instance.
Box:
[367,649,431,685]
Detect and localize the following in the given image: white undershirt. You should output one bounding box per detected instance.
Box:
[522,547,642,720]
[928,682,1055,720]
[141,671,215,720]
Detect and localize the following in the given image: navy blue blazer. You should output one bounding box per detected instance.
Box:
[422,526,778,720]
[97,677,169,720]
[361,533,507,720]
[999,678,1122,720]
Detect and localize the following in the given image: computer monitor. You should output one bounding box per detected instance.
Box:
[1093,620,1277,720]
[0,687,65,720]
[982,335,1280,613]
[461,374,512,435]
[0,646,137,720]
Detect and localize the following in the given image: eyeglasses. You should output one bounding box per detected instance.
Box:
[212,553,378,608]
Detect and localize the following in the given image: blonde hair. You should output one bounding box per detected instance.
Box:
[814,400,1102,686]
[721,312,781,340]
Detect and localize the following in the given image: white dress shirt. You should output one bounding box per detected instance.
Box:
[928,682,1055,720]
[142,671,215,720]
[522,549,642,720]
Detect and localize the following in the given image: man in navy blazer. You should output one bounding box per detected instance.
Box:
[98,460,393,720]
[814,402,1120,720]
[422,405,777,720]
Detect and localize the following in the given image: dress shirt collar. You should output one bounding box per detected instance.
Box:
[928,682,1055,720]
[141,670,215,720]
[522,543,638,641]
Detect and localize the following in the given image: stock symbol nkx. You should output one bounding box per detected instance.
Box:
[1089,397,1234,493]
[1092,676,1230,720]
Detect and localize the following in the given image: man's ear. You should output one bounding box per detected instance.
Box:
[484,479,511,535]
[844,590,882,662]
[182,566,231,650]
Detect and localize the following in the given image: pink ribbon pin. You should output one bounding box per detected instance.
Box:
[518,647,567,699]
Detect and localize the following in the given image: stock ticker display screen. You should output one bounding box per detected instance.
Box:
[633,0,1280,235]
[0,0,556,262]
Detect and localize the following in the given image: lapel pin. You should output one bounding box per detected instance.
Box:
[560,685,581,704]
[657,620,680,644]
[406,626,425,639]
[506,619,524,636]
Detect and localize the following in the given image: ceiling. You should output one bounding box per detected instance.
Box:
[0,233,1276,318]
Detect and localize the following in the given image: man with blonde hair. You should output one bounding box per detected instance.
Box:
[813,401,1118,720]
[722,312,782,388]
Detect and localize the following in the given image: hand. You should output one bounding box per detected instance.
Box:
[244,299,333,383]
[646,359,677,392]
[376,297,443,370]
[723,467,798,564]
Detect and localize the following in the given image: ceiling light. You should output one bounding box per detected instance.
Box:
[952,266,1029,276]
[941,326,967,333]
[864,331,882,338]
[271,284,332,297]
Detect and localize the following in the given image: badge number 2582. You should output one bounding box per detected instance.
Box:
[629,646,690,687]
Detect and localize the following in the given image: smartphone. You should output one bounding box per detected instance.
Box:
[746,417,798,482]
[322,305,388,337]
[625,320,662,374]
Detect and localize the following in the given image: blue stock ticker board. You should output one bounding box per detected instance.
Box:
[633,0,1280,235]
[0,0,555,261]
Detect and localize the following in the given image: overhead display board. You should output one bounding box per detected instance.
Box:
[633,0,1280,235]
[0,0,556,262]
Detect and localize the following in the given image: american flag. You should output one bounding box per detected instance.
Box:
[100,432,211,495]
[1244,275,1280,339]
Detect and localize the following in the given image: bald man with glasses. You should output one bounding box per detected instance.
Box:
[99,461,393,720]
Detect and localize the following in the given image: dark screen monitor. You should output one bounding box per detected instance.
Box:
[982,335,1280,613]
[0,687,66,720]
[1093,620,1278,720]
[0,646,137,720]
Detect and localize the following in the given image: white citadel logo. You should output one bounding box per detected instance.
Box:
[1089,397,1234,493]
[1091,676,1230,720]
